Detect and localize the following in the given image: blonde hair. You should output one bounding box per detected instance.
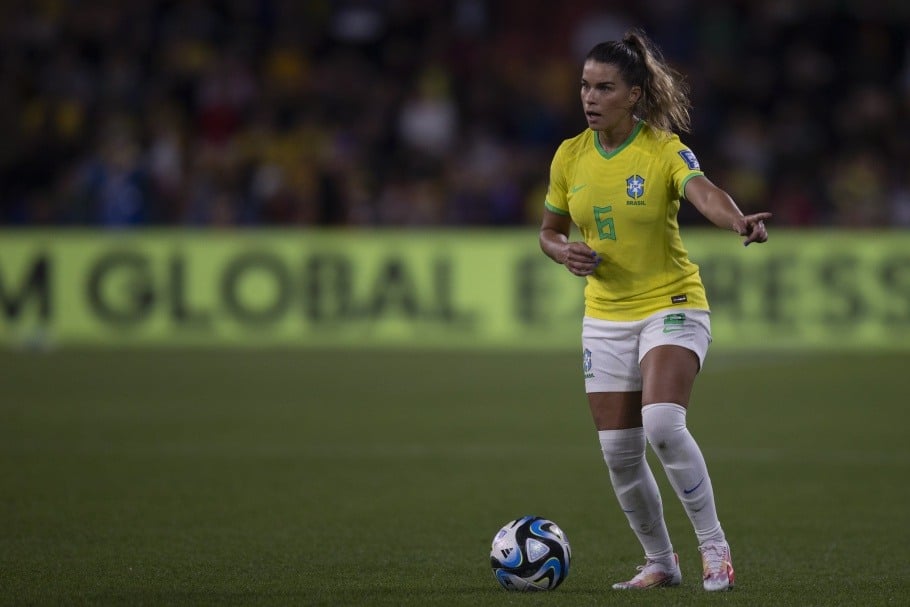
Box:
[585,29,692,133]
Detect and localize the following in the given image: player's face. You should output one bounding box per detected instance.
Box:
[580,61,639,131]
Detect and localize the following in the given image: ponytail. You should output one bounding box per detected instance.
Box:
[585,29,692,134]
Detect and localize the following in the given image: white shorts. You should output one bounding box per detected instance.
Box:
[582,308,712,393]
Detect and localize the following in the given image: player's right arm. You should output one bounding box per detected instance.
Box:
[539,143,602,277]
[539,209,601,276]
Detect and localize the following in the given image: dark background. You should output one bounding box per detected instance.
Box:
[2,0,908,229]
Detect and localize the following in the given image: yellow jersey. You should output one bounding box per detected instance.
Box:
[545,121,709,321]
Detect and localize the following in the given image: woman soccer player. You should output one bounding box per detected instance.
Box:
[539,30,770,591]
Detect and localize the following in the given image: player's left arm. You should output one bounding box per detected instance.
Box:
[684,175,772,246]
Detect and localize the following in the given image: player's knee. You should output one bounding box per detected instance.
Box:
[642,402,688,452]
[598,430,646,472]
[601,444,645,472]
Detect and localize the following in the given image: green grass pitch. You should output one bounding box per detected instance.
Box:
[1,348,909,606]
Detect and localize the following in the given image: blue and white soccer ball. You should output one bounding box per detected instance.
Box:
[489,516,571,591]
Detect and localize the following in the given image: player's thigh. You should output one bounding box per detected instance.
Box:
[638,309,711,406]
[582,315,646,430]
[588,391,643,430]
[639,346,699,406]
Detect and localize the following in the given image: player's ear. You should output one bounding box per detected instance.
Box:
[628,86,641,107]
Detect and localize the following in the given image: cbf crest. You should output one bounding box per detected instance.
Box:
[626,174,645,199]
[583,348,594,379]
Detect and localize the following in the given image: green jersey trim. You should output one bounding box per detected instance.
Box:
[544,201,570,215]
[593,120,645,159]
[679,171,705,198]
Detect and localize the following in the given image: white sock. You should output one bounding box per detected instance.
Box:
[598,428,674,562]
[642,403,726,545]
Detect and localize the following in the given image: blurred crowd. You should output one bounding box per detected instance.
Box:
[1,0,909,228]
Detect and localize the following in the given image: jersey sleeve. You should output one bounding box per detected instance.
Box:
[544,145,570,216]
[661,138,705,198]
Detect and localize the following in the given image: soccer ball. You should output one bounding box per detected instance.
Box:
[489,516,571,591]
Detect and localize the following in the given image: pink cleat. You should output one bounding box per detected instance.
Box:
[700,541,735,591]
[612,553,682,590]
